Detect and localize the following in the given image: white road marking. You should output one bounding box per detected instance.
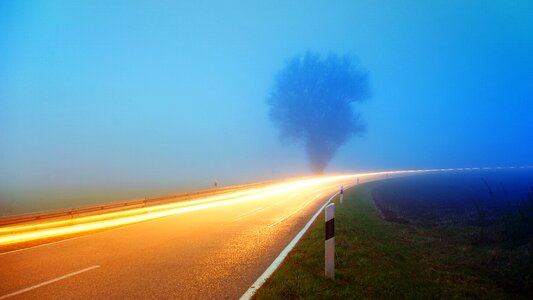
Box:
[231,192,301,223]
[240,190,342,300]
[267,193,323,227]
[0,265,100,299]
[232,206,265,222]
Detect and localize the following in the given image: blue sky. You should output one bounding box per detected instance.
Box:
[1,1,532,210]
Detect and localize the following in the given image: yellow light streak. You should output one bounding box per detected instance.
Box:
[0,170,432,246]
[0,182,292,234]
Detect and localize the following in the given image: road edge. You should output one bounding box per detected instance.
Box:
[239,188,348,300]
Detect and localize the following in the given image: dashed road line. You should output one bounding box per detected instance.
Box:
[232,206,265,222]
[267,192,324,227]
[0,265,100,299]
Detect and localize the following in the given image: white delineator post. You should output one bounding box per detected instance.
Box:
[325,203,335,279]
[339,185,344,204]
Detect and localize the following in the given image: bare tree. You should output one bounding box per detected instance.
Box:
[267,51,370,174]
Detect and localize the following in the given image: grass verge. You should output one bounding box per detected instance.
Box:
[253,181,518,299]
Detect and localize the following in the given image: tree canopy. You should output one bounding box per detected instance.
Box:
[268,51,370,174]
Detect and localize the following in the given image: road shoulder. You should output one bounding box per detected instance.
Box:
[252,181,443,299]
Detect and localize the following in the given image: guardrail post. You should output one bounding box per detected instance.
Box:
[325,203,335,279]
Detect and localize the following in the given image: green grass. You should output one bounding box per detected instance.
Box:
[253,181,524,299]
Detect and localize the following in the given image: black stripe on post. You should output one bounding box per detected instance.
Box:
[325,218,335,240]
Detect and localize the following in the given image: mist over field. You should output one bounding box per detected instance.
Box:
[374,169,533,225]
[1,1,532,214]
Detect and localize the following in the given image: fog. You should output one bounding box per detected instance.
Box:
[1,1,532,213]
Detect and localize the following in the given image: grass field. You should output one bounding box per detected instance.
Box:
[253,180,530,299]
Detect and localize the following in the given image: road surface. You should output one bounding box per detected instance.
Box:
[0,173,393,299]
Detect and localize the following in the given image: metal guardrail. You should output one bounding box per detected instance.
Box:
[0,181,277,227]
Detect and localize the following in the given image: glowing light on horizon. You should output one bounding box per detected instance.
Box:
[0,173,371,246]
[3,167,506,246]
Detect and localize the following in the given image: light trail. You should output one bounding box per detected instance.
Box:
[0,183,285,235]
[3,167,515,247]
[0,174,366,246]
[0,183,296,245]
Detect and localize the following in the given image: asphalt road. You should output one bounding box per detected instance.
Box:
[0,175,384,299]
